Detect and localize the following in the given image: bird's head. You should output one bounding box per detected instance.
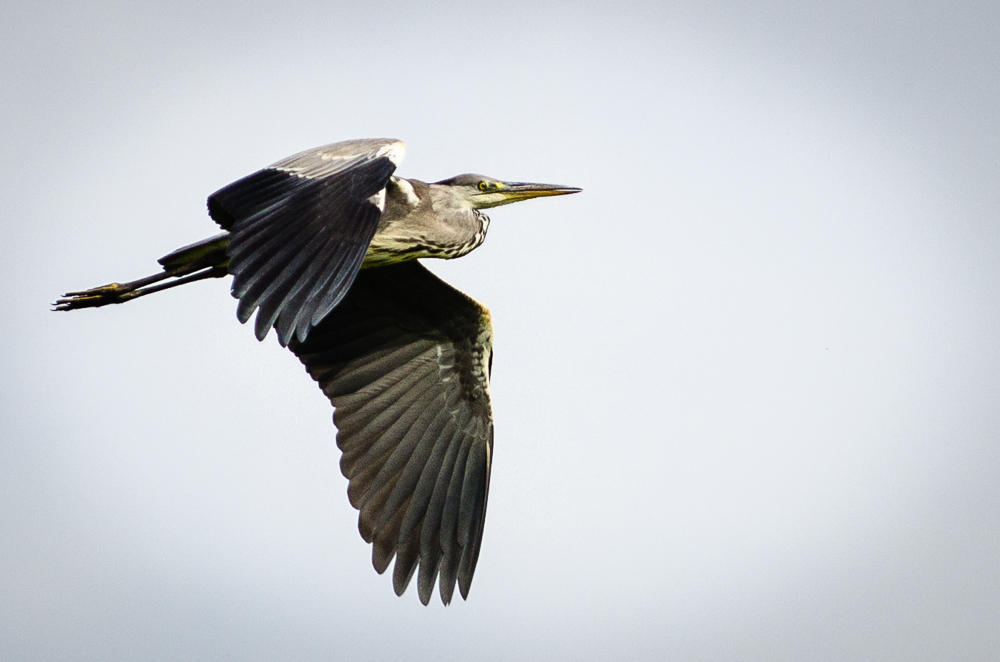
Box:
[434,174,581,209]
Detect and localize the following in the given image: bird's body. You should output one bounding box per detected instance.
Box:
[55,138,579,605]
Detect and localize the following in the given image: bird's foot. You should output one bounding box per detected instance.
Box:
[53,282,142,311]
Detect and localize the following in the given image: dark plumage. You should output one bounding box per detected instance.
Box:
[293,261,493,603]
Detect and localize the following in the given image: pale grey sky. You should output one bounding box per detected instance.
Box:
[3,1,999,660]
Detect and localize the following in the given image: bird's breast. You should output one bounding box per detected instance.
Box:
[363,210,490,267]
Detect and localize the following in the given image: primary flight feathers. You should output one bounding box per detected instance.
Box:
[209,139,405,345]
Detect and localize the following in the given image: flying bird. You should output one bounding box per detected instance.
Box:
[55,138,580,605]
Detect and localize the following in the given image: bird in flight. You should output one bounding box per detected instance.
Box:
[55,138,580,605]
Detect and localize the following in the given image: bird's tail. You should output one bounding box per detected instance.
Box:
[54,233,231,311]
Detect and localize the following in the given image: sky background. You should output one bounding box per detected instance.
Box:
[3,1,999,659]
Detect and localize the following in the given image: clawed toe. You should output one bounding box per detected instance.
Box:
[53,283,137,311]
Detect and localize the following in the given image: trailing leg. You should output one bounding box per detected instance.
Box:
[54,233,230,311]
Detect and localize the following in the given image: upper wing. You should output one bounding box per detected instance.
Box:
[290,261,494,605]
[208,138,405,345]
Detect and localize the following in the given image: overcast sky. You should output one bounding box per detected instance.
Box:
[3,1,999,660]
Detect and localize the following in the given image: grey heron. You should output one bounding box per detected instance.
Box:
[55,138,581,605]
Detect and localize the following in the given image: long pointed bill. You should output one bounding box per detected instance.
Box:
[500,181,582,202]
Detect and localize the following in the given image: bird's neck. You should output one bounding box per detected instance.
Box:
[364,179,490,267]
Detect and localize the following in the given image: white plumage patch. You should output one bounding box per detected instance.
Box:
[368,189,387,212]
[377,140,407,166]
[392,177,421,207]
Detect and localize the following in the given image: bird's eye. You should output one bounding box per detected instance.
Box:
[478,181,490,191]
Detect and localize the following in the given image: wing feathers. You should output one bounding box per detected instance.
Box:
[458,442,488,547]
[326,340,439,398]
[337,363,438,443]
[393,519,422,596]
[376,406,453,533]
[361,394,442,518]
[416,543,443,605]
[210,139,402,344]
[290,261,494,604]
[398,416,459,545]
[420,423,464,556]
[439,433,475,556]
[438,537,462,605]
[342,371,442,510]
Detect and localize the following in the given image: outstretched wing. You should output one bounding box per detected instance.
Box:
[290,261,494,605]
[208,138,405,345]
